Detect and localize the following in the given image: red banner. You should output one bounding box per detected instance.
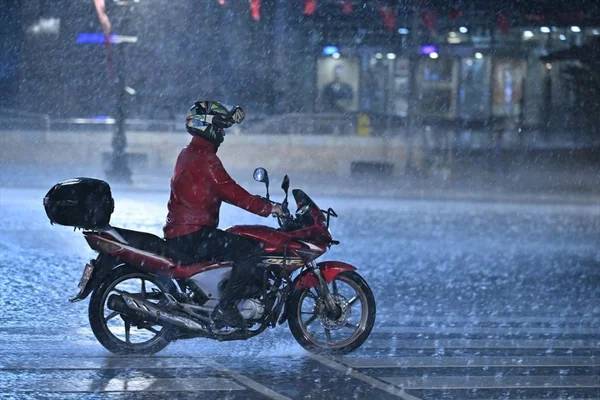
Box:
[304,0,317,16]
[496,11,510,34]
[421,8,437,34]
[448,7,463,21]
[379,5,396,32]
[250,0,260,21]
[341,0,353,15]
[93,0,111,36]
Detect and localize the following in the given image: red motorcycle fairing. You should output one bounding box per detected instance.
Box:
[294,261,356,290]
[227,224,329,259]
[83,231,232,280]
[226,225,291,253]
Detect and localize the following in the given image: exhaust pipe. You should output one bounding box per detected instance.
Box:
[107,293,208,332]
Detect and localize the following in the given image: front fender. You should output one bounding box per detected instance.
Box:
[294,261,356,290]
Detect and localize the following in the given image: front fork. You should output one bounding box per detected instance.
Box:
[310,264,342,319]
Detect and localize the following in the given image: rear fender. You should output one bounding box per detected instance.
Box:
[293,261,356,290]
[70,254,119,302]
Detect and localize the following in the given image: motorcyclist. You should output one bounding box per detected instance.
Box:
[163,100,284,328]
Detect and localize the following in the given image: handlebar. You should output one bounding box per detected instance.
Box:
[267,199,297,231]
[273,200,295,230]
[266,197,338,231]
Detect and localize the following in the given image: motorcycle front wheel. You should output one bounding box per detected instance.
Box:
[89,265,176,355]
[287,271,375,354]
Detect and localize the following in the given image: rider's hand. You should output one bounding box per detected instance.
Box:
[271,203,285,217]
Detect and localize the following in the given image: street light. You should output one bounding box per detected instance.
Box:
[104,1,138,184]
[523,30,534,40]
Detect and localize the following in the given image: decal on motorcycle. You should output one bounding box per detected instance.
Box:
[298,241,324,252]
[261,257,304,266]
[94,239,122,254]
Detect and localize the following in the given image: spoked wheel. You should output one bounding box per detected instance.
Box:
[288,271,375,354]
[89,266,176,354]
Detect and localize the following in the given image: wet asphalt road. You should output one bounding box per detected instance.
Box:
[0,186,599,399]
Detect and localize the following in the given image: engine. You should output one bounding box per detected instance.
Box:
[237,298,265,320]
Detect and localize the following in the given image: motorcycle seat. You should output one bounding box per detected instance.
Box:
[110,227,193,265]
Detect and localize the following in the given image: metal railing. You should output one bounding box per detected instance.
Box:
[0,112,357,136]
[240,113,356,136]
[48,117,178,133]
[1,111,598,150]
[0,108,50,131]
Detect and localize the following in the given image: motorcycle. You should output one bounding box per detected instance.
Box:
[45,169,375,354]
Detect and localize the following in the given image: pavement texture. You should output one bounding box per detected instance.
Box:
[1,184,599,399]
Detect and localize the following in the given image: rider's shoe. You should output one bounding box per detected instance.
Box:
[211,302,245,329]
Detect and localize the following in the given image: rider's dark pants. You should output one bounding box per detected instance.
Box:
[166,228,264,303]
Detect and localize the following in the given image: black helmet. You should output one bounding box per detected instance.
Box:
[185,101,245,147]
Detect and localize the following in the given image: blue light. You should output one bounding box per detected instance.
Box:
[420,44,438,55]
[76,33,115,44]
[322,45,339,56]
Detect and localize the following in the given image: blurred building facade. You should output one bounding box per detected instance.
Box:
[311,1,600,139]
[3,0,600,140]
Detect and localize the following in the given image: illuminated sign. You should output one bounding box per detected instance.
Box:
[76,33,137,44]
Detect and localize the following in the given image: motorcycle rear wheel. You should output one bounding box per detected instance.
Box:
[288,271,375,354]
[89,265,176,355]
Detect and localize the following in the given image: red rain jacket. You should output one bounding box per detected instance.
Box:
[163,136,272,238]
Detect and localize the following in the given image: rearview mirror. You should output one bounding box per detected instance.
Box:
[281,174,290,210]
[253,167,268,184]
[281,175,289,194]
[253,167,270,200]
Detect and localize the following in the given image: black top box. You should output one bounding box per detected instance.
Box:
[43,178,114,229]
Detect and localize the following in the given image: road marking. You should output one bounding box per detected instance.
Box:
[1,315,595,334]
[307,353,421,400]
[373,326,599,335]
[363,338,600,349]
[9,377,243,392]
[0,357,293,399]
[206,360,292,400]
[382,375,600,390]
[0,334,96,343]
[0,357,210,370]
[338,356,599,369]
[377,316,600,324]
